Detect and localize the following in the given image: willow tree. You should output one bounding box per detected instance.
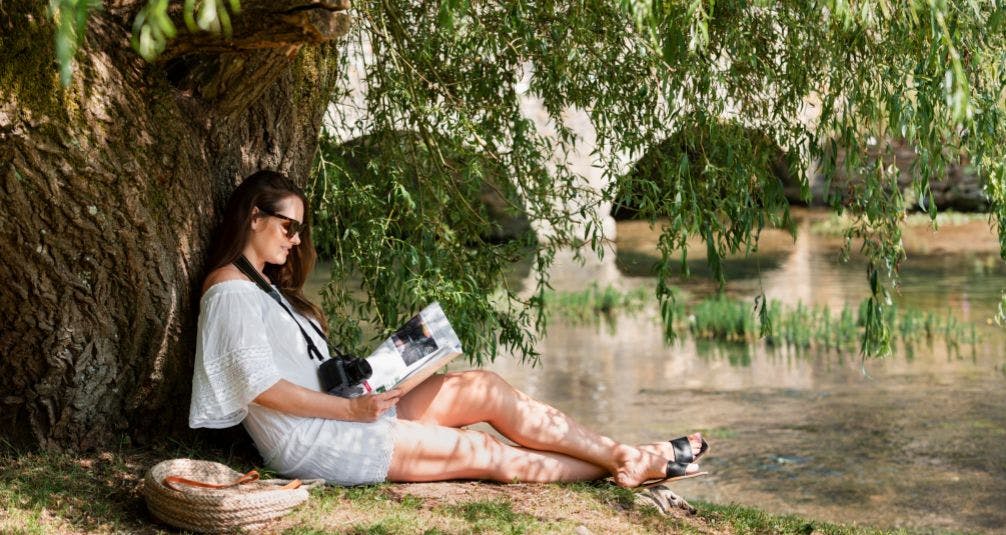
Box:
[2,0,1004,450]
[313,0,1006,362]
[0,0,349,449]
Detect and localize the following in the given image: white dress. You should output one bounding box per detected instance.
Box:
[188,280,396,486]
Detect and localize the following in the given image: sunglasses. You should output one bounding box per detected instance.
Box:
[257,207,304,239]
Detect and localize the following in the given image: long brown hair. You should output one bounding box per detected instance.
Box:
[205,170,326,331]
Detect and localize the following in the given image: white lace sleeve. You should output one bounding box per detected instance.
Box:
[189,286,282,429]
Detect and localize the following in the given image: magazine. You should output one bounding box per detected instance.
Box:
[327,302,463,398]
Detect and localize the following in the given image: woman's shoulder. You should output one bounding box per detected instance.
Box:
[198,269,267,325]
[202,265,254,296]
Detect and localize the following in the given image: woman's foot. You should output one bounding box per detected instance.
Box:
[609,433,707,488]
[611,444,670,488]
[615,432,704,487]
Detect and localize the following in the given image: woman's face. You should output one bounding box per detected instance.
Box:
[248,195,304,266]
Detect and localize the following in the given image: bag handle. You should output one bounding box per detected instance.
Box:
[163,469,305,491]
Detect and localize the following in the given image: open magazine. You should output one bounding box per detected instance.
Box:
[327,302,463,398]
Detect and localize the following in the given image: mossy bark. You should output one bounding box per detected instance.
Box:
[0,1,348,450]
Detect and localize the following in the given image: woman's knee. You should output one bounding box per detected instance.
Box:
[447,369,507,393]
[458,429,507,468]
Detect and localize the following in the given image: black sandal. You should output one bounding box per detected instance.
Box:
[638,435,710,489]
[639,464,708,489]
[669,435,709,464]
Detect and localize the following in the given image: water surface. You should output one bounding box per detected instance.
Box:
[483,214,1006,533]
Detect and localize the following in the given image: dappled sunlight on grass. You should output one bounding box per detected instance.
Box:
[0,449,154,533]
[0,440,911,534]
[0,439,260,534]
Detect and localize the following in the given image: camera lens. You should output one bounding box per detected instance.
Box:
[343,358,373,384]
[319,357,373,394]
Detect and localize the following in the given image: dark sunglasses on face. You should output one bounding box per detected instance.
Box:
[257,207,304,239]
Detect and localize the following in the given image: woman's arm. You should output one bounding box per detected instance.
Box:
[254,379,402,422]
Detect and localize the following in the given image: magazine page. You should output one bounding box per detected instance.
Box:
[329,303,462,398]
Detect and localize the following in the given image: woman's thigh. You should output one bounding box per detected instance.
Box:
[387,419,607,483]
[396,370,502,427]
[387,419,503,482]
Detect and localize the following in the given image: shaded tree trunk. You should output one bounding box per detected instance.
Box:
[0,0,349,449]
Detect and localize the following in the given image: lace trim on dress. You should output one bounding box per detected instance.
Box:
[189,344,279,429]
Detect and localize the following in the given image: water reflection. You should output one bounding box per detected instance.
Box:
[484,214,1006,533]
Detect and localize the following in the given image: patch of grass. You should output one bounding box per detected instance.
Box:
[283,528,334,535]
[443,500,539,534]
[695,501,891,534]
[0,438,263,534]
[290,483,405,531]
[346,514,415,534]
[565,481,637,510]
[1,508,49,535]
[340,483,391,502]
[398,493,424,509]
[0,442,936,534]
[0,449,142,533]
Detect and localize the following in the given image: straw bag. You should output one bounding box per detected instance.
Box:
[143,458,324,533]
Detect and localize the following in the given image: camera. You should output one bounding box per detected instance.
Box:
[318,356,373,396]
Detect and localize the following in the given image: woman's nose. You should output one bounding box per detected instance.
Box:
[291,232,302,245]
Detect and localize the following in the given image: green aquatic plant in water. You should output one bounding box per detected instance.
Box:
[544,286,980,357]
[703,294,979,356]
[689,294,756,342]
[543,283,660,332]
[810,211,990,237]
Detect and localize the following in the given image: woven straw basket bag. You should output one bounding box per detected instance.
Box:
[143,458,324,533]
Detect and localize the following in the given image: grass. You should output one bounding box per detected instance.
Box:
[444,501,539,534]
[693,502,906,535]
[0,442,922,534]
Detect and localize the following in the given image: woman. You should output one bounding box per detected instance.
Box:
[189,170,707,488]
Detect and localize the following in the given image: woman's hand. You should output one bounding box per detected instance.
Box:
[347,390,403,422]
[254,380,403,422]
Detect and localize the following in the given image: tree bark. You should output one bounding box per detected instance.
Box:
[0,0,349,450]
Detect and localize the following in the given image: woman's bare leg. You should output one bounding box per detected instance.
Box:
[387,420,610,483]
[396,370,695,486]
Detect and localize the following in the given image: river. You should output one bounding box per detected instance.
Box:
[310,210,1006,533]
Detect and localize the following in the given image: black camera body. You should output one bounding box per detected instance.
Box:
[318,356,373,397]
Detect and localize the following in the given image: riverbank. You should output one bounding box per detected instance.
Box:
[1,444,903,534]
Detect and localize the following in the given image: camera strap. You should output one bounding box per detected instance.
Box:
[233,255,331,362]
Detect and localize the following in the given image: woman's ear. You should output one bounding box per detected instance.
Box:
[249,207,262,231]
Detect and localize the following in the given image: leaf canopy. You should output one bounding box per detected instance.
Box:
[54,0,1006,360]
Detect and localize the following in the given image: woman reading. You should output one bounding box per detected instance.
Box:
[189,170,708,488]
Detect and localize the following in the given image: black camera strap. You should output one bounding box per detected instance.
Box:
[233,255,331,362]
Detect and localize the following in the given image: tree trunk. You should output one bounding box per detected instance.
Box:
[0,0,349,450]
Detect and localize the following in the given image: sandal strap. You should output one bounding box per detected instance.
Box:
[669,436,694,464]
[664,461,690,478]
